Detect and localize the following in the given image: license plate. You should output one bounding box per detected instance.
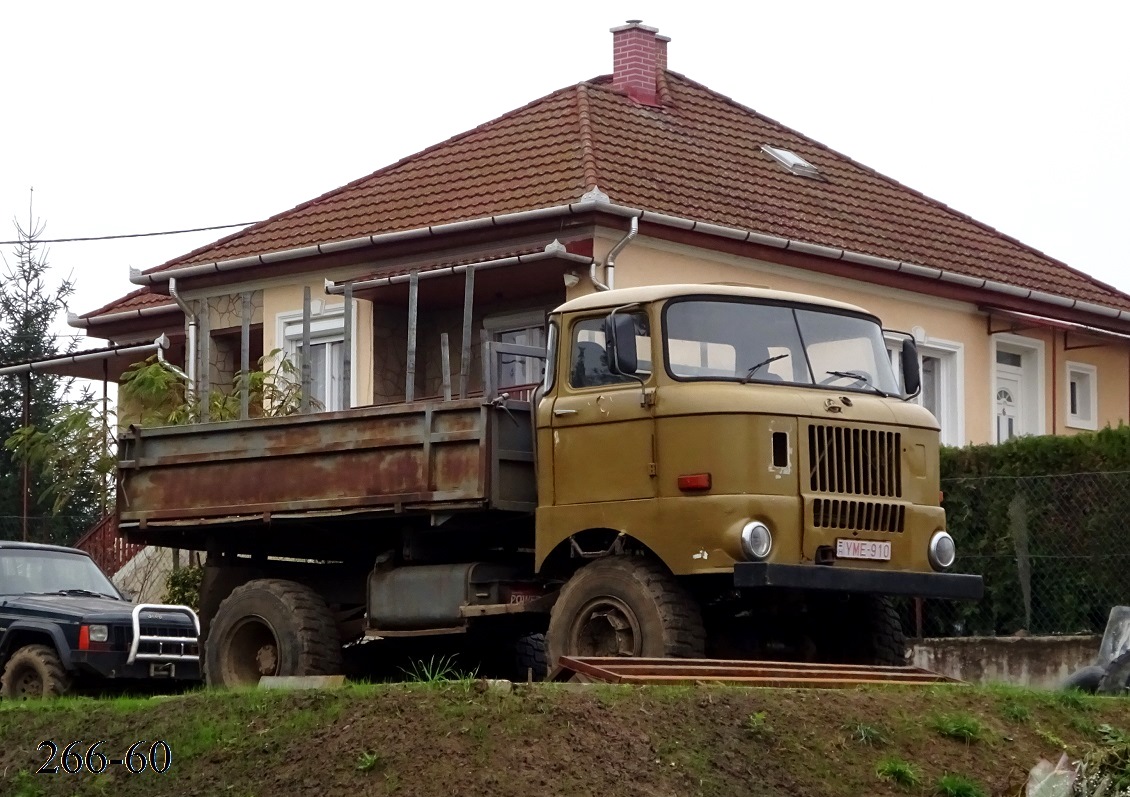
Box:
[835,538,891,561]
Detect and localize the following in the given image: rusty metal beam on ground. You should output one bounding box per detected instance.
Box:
[552,656,961,688]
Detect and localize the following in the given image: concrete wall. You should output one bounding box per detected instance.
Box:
[911,635,1100,689]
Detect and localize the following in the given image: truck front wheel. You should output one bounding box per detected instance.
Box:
[546,557,705,668]
[1,644,71,699]
[205,579,342,687]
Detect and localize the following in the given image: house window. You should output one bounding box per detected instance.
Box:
[1066,362,1097,430]
[992,334,1045,442]
[278,304,349,411]
[887,335,964,446]
[484,311,548,390]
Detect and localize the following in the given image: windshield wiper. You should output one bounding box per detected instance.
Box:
[824,370,889,397]
[742,354,789,383]
[53,588,120,600]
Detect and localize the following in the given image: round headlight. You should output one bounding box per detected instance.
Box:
[741,521,773,560]
[928,530,956,570]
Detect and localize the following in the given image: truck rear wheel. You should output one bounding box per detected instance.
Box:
[205,579,342,687]
[546,557,705,669]
[1,644,71,700]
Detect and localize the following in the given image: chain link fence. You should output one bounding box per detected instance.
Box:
[0,515,94,547]
[917,471,1130,638]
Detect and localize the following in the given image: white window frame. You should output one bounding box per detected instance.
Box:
[483,310,548,389]
[1065,361,1098,431]
[885,332,965,447]
[276,301,358,410]
[990,333,1046,441]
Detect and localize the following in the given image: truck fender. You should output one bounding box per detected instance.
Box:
[0,621,75,671]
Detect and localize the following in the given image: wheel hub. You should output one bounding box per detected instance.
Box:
[255,644,279,675]
[573,598,642,657]
[15,668,43,698]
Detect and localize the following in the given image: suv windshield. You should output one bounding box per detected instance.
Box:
[0,549,121,598]
[664,299,901,396]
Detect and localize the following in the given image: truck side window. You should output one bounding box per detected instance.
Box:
[569,314,650,388]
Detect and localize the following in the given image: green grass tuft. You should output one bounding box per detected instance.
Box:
[929,712,985,743]
[844,721,888,746]
[400,654,476,686]
[875,757,921,790]
[1000,700,1031,723]
[935,773,987,797]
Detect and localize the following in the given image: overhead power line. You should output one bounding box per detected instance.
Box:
[0,221,260,246]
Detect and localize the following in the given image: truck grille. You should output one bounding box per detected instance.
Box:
[812,498,905,533]
[808,425,902,498]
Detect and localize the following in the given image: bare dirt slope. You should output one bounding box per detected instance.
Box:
[2,682,1128,797]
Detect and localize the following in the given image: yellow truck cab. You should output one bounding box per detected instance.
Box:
[535,284,981,665]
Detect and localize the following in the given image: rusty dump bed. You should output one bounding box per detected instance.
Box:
[552,657,961,688]
[117,398,536,527]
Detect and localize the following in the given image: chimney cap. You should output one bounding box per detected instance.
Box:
[610,20,659,33]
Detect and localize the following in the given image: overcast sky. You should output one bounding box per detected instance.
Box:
[3,0,1128,345]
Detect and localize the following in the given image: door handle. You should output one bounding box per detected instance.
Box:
[553,409,577,416]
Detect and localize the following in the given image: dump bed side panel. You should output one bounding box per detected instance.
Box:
[118,399,535,524]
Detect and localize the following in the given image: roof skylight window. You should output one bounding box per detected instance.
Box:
[761,145,821,179]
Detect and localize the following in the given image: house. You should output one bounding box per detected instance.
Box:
[71,21,1130,446]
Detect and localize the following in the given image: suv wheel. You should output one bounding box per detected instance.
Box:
[1,644,71,699]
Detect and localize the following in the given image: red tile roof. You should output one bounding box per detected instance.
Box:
[131,70,1130,315]
[81,287,174,319]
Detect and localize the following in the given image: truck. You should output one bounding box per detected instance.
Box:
[115,283,983,686]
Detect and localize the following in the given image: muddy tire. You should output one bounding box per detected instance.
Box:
[1062,664,1106,694]
[546,557,705,669]
[205,578,342,688]
[514,632,548,682]
[1,644,71,700]
[821,594,906,666]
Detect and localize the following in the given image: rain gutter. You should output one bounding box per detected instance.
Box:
[124,197,1130,324]
[324,247,593,295]
[0,336,167,377]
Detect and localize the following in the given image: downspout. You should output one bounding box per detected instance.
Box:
[590,216,639,291]
[167,278,196,399]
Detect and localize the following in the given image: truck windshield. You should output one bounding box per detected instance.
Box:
[664,299,901,396]
[0,549,122,598]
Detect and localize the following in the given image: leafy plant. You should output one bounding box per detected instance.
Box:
[875,757,920,790]
[355,751,385,773]
[4,390,116,515]
[929,712,985,743]
[119,349,316,428]
[162,566,204,611]
[935,773,986,797]
[744,711,772,739]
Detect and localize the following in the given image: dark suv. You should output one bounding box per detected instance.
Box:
[0,541,201,698]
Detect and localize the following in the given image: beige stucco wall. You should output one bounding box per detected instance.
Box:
[580,231,1130,446]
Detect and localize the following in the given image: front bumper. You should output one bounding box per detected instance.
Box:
[70,650,201,681]
[734,562,984,601]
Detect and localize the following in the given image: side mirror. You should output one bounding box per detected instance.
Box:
[604,312,638,375]
[901,338,921,396]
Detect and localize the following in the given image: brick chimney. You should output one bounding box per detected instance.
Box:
[611,20,669,106]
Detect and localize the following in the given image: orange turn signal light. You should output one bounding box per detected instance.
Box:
[677,473,712,491]
[78,625,90,651]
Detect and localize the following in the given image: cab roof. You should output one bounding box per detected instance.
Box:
[552,283,873,317]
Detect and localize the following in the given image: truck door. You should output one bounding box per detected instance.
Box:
[550,312,656,505]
